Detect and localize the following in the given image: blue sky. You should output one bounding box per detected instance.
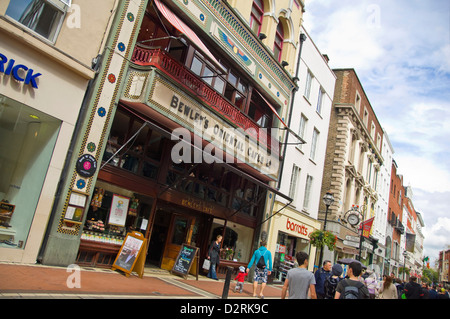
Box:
[302,0,450,265]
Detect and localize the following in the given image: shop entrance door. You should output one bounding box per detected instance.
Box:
[160,214,196,270]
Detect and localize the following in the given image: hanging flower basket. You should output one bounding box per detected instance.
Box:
[309,230,337,251]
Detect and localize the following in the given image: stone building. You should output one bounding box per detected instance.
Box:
[319,68,383,265]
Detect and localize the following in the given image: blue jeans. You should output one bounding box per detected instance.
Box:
[207,263,218,279]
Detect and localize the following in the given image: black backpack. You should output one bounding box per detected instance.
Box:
[340,280,364,299]
[256,251,267,269]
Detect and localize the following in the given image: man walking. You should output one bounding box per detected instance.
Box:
[334,261,369,299]
[314,260,331,299]
[281,251,317,299]
[246,240,272,298]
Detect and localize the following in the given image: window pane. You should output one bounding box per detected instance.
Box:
[0,94,61,249]
[6,0,63,41]
[235,92,245,109]
[213,77,225,93]
[202,66,214,85]
[228,72,237,86]
[190,56,203,76]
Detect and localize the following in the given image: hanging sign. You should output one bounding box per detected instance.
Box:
[360,217,375,238]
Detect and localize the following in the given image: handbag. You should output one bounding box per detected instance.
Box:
[202,258,211,270]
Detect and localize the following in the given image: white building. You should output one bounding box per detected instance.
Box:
[266,26,336,275]
[372,128,394,274]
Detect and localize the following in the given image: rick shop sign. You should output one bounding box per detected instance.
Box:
[0,53,42,89]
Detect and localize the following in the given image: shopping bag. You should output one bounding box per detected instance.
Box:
[202,259,211,270]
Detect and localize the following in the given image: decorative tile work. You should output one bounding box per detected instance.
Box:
[56,0,147,236]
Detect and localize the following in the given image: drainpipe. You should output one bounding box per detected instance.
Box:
[277,32,307,189]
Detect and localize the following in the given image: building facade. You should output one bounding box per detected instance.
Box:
[372,128,394,275]
[39,0,305,276]
[386,160,405,276]
[0,0,116,263]
[267,26,336,278]
[319,69,384,266]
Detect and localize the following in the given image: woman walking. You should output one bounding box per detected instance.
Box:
[207,235,222,280]
[378,275,398,299]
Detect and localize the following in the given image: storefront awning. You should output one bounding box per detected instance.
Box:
[118,101,293,203]
[153,0,224,72]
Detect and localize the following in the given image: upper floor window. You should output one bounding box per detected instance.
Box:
[297,114,308,151]
[190,54,248,111]
[273,22,284,62]
[316,87,324,115]
[250,0,264,35]
[304,70,313,100]
[5,0,67,42]
[310,128,319,161]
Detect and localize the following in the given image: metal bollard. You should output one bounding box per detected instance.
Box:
[222,266,233,299]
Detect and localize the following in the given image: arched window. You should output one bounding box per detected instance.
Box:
[250,0,264,35]
[273,22,284,61]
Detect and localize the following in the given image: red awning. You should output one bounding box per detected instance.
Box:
[154,0,223,71]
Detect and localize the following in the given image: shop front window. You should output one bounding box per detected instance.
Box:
[0,95,61,249]
[274,231,311,281]
[83,181,154,244]
[209,218,254,263]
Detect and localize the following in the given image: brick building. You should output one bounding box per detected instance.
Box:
[386,160,405,276]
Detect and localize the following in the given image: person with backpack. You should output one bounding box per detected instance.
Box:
[246,240,272,298]
[404,276,422,299]
[334,261,369,299]
[324,263,343,299]
[314,260,332,299]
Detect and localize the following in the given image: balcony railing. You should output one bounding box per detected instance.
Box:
[131,45,273,151]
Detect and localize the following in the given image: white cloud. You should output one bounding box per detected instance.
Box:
[423,217,450,262]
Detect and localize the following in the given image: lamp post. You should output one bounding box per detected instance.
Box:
[318,192,335,268]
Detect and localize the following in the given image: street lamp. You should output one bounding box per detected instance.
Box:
[322,192,335,232]
[318,192,335,268]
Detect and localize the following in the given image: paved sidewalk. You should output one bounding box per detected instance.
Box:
[0,262,284,299]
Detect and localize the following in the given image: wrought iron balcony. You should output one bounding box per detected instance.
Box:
[131,45,274,152]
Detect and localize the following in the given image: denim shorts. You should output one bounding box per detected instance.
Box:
[254,268,268,283]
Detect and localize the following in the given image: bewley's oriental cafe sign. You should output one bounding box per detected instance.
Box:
[123,71,280,180]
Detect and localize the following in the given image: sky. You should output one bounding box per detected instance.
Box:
[302,0,450,266]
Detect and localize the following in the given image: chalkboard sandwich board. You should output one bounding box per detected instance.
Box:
[171,244,199,280]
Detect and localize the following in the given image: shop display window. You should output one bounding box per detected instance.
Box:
[273,231,311,281]
[0,95,61,248]
[82,181,153,245]
[209,218,254,263]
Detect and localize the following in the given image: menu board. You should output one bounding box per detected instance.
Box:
[171,244,199,280]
